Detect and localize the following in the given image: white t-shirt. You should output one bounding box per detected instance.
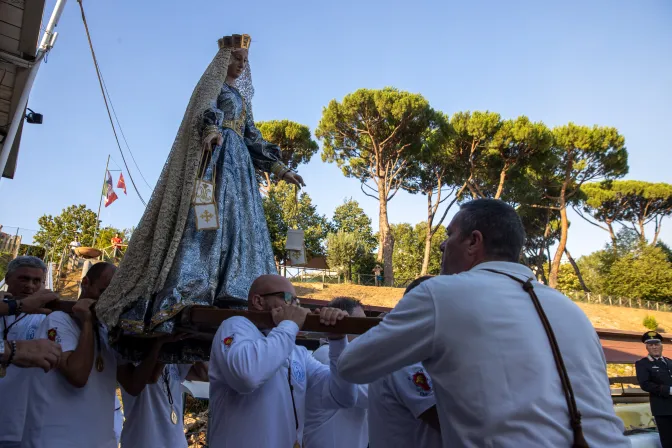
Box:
[114,394,123,445]
[368,363,441,448]
[120,364,192,448]
[208,316,357,448]
[0,314,45,443]
[21,311,120,448]
[338,261,630,447]
[304,344,369,448]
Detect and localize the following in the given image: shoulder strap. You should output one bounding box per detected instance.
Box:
[483,269,589,448]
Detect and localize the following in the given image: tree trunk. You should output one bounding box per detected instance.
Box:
[607,221,617,249]
[494,164,510,199]
[549,197,568,288]
[639,217,647,243]
[378,190,394,286]
[564,247,590,292]
[421,191,434,275]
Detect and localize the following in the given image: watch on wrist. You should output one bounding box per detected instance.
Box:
[2,298,17,316]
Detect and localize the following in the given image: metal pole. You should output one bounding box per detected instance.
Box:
[0,0,68,180]
[92,155,110,246]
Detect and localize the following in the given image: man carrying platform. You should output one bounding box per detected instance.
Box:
[208,274,357,448]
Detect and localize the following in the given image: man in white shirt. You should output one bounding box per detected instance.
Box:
[338,199,629,447]
[22,262,170,448]
[0,256,62,448]
[304,297,369,448]
[119,362,208,448]
[368,277,441,448]
[208,274,358,448]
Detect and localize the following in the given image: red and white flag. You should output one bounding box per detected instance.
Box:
[103,171,118,207]
[117,173,127,195]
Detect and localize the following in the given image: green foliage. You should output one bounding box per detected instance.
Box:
[332,199,377,252]
[603,244,672,301]
[391,222,445,285]
[543,263,582,293]
[316,88,438,283]
[262,182,330,265]
[18,244,46,259]
[580,180,672,243]
[657,241,672,263]
[33,205,99,264]
[0,252,12,280]
[317,88,434,182]
[643,315,659,331]
[94,226,125,249]
[326,231,362,281]
[256,120,319,186]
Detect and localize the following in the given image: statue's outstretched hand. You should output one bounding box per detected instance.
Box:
[202,132,223,151]
[283,172,306,188]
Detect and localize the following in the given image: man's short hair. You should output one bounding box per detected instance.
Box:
[457,199,526,262]
[85,262,115,283]
[404,275,434,295]
[327,297,363,315]
[6,256,47,278]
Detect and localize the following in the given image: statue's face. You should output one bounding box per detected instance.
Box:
[227,49,248,79]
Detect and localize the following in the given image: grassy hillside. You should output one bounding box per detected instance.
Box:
[293,282,672,333]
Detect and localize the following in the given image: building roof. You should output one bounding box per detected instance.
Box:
[0,0,46,179]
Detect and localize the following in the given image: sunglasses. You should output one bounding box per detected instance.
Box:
[260,291,299,305]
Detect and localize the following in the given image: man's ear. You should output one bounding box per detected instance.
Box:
[468,230,484,255]
[250,294,265,311]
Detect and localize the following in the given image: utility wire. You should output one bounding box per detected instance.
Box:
[98,70,154,190]
[77,0,147,206]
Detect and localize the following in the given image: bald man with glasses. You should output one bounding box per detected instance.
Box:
[208,274,358,448]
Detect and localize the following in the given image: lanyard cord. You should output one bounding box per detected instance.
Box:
[287,362,299,431]
[162,367,174,407]
[2,314,27,340]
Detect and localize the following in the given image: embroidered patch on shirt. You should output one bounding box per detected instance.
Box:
[223,335,234,349]
[47,328,58,342]
[291,359,305,383]
[410,369,432,396]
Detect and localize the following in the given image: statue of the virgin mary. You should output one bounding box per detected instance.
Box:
[95,35,303,350]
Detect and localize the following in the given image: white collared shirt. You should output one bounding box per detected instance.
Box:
[338,261,629,447]
[208,316,357,448]
[368,363,441,448]
[304,344,369,448]
[21,311,119,448]
[0,314,45,443]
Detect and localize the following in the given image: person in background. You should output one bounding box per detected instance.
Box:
[304,297,369,448]
[111,234,123,259]
[0,257,61,448]
[367,276,441,448]
[372,266,383,287]
[114,394,123,446]
[338,199,629,447]
[208,274,357,447]
[119,362,208,448]
[635,331,672,447]
[21,262,172,448]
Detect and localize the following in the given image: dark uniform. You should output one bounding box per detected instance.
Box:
[635,331,672,447]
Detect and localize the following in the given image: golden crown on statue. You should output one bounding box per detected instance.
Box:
[218,34,251,50]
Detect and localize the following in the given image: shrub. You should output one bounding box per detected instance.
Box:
[643,315,658,331]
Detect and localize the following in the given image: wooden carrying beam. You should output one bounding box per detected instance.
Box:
[181,306,382,335]
[46,301,382,335]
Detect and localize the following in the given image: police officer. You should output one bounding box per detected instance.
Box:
[635,331,672,447]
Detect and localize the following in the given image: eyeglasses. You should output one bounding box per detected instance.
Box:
[260,291,299,305]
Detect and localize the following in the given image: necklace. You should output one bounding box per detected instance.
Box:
[94,324,104,372]
[287,360,300,448]
[2,314,27,341]
[163,367,178,425]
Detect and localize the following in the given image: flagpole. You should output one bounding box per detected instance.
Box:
[93,154,110,246]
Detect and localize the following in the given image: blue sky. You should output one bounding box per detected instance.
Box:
[1,0,670,258]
